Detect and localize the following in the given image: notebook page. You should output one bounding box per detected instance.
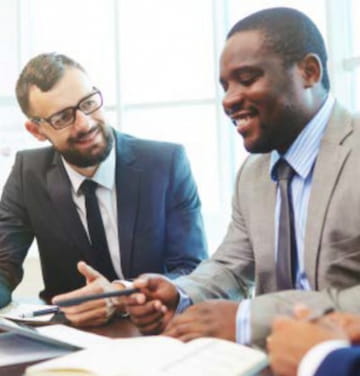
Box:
[159,338,268,376]
[26,336,185,376]
[37,324,112,348]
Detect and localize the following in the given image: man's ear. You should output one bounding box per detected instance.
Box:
[298,53,323,89]
[25,120,47,141]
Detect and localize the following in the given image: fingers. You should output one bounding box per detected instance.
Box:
[57,296,115,327]
[123,292,147,305]
[272,316,294,331]
[52,276,106,305]
[126,300,169,335]
[77,261,104,283]
[165,329,203,342]
[132,276,149,290]
[164,322,191,338]
[132,275,161,296]
[58,298,105,315]
[125,274,171,306]
[64,302,112,327]
[126,299,166,320]
[293,303,312,320]
[52,287,88,305]
[124,276,160,305]
[163,313,205,342]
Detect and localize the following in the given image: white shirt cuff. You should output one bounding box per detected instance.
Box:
[113,280,134,289]
[298,339,350,376]
[175,287,192,314]
[236,299,251,344]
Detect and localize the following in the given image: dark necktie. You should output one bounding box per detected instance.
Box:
[81,179,117,281]
[276,159,297,290]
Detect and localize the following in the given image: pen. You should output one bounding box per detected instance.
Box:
[56,287,141,307]
[20,306,59,318]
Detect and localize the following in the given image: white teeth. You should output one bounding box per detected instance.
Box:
[236,116,251,126]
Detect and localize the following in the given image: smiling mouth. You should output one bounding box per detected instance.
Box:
[234,115,255,127]
[231,108,258,129]
[72,126,100,145]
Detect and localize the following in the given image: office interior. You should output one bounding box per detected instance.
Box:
[0,0,359,297]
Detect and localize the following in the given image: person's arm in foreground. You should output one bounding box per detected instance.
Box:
[267,306,351,376]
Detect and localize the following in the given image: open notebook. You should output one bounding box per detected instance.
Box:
[26,335,268,376]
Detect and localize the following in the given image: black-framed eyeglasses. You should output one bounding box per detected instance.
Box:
[31,87,103,130]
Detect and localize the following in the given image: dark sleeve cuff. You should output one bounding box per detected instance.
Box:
[0,275,12,307]
[316,346,360,376]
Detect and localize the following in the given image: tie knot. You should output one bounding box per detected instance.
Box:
[80,179,98,196]
[276,159,295,181]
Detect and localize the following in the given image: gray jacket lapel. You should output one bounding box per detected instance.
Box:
[304,103,353,288]
[254,156,277,293]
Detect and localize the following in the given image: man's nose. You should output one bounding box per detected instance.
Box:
[72,109,93,131]
[222,86,245,115]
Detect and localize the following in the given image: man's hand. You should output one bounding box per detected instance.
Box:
[321,312,360,344]
[52,261,124,327]
[163,300,238,342]
[123,274,179,335]
[267,312,347,376]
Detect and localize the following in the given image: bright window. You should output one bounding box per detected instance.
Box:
[0,0,356,253]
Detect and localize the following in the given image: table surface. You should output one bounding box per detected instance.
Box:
[1,318,273,376]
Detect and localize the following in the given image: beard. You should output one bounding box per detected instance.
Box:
[248,102,306,155]
[60,122,114,167]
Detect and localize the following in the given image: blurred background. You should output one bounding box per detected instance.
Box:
[0,0,359,295]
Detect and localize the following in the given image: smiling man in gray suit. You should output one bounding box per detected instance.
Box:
[0,53,207,325]
[122,7,360,348]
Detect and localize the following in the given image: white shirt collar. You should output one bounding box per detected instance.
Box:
[270,94,335,180]
[62,140,116,195]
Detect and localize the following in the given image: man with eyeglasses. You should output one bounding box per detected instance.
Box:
[0,52,207,326]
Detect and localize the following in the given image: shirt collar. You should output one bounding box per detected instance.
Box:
[62,139,116,195]
[270,94,335,181]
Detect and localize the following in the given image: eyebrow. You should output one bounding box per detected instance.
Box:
[219,65,263,86]
[46,89,97,118]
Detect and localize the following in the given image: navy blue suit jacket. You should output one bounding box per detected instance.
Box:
[315,346,360,376]
[0,131,207,304]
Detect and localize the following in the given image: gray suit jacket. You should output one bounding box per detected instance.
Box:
[176,102,360,347]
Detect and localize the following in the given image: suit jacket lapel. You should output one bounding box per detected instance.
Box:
[304,103,353,288]
[255,156,277,292]
[46,153,95,265]
[114,133,141,278]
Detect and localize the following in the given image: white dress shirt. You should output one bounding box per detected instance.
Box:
[61,143,124,279]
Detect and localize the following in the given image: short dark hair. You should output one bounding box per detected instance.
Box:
[227,7,330,91]
[16,52,86,117]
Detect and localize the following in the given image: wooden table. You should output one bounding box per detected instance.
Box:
[0,317,141,376]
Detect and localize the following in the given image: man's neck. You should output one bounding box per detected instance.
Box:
[69,163,99,177]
